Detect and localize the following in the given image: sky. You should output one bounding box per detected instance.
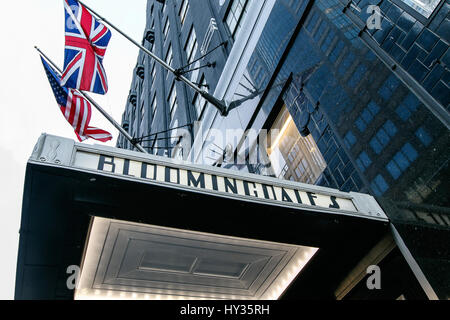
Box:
[0,0,147,299]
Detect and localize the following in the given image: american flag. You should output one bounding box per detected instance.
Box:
[61,0,111,95]
[41,57,112,142]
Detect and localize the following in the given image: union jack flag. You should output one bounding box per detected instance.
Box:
[61,0,111,95]
[41,57,113,142]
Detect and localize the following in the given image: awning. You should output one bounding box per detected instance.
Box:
[15,134,391,300]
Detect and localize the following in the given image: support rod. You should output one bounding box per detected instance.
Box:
[78,0,229,116]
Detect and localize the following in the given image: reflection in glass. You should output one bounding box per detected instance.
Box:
[399,0,441,18]
[267,106,326,184]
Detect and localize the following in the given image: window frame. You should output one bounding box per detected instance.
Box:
[163,17,170,41]
[168,82,178,121]
[151,94,157,118]
[179,0,189,26]
[192,75,208,120]
[224,0,251,40]
[184,26,198,65]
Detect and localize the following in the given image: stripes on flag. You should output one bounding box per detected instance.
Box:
[66,90,113,142]
[40,57,112,143]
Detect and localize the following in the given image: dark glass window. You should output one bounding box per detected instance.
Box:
[386,143,419,180]
[395,93,420,121]
[415,127,433,146]
[371,174,389,196]
[356,151,372,172]
[193,76,208,120]
[329,40,344,63]
[338,52,355,76]
[355,101,380,132]
[321,29,336,53]
[378,74,400,100]
[344,130,357,148]
[163,18,170,41]
[370,121,398,154]
[347,64,368,88]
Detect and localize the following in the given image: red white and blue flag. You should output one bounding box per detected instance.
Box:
[41,57,113,142]
[61,0,111,95]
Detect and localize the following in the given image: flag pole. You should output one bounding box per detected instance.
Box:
[35,46,148,154]
[77,0,230,116]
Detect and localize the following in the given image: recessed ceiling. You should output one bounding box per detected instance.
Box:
[75,217,318,300]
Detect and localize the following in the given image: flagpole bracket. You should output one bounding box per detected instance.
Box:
[201,92,229,117]
[173,68,183,82]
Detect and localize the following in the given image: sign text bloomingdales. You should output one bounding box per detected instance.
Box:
[74,151,358,213]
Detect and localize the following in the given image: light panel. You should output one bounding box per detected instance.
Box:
[75,217,318,300]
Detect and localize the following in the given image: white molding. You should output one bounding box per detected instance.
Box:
[189,0,276,164]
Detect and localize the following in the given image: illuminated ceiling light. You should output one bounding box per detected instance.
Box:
[76,217,318,300]
[261,247,319,300]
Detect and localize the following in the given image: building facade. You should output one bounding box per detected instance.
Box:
[118,0,450,298]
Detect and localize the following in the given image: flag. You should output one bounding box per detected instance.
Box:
[61,0,111,95]
[40,57,113,142]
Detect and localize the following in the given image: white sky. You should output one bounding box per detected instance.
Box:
[0,0,147,299]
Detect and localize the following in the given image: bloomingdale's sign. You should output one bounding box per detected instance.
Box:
[74,151,359,214]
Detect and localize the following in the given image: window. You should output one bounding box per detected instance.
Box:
[225,0,251,39]
[415,127,433,146]
[314,21,327,42]
[193,76,208,119]
[305,11,319,33]
[343,130,357,149]
[165,44,173,68]
[152,134,159,154]
[168,83,178,121]
[338,52,355,76]
[151,63,156,90]
[140,100,145,125]
[386,143,419,180]
[151,94,157,118]
[347,64,368,88]
[371,174,389,196]
[402,143,419,162]
[320,29,336,53]
[378,74,400,101]
[356,151,372,172]
[329,40,344,63]
[267,105,326,184]
[179,0,189,26]
[184,26,198,65]
[370,120,398,154]
[395,93,420,121]
[355,101,381,132]
[163,18,170,41]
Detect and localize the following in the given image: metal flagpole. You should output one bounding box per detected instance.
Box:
[78,0,230,116]
[35,46,148,154]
